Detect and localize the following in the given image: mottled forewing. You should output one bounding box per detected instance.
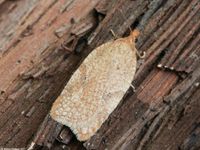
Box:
[50,39,137,141]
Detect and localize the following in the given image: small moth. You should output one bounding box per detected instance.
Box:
[50,29,143,141]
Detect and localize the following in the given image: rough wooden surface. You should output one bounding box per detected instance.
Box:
[0,0,199,149]
[0,0,100,148]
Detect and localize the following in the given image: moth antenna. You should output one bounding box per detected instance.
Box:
[123,78,136,92]
[110,29,119,39]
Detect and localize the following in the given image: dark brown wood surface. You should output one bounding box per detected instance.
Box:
[0,0,199,149]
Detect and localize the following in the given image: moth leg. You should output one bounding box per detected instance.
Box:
[123,78,136,92]
[136,49,146,59]
[61,43,72,52]
[61,35,78,53]
[110,29,120,39]
[129,83,136,92]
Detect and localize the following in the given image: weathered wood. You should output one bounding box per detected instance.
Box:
[0,0,199,149]
[0,0,100,148]
[84,0,200,149]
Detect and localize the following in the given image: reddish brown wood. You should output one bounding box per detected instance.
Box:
[0,0,100,148]
[0,0,199,149]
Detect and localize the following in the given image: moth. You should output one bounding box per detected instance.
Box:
[50,29,144,141]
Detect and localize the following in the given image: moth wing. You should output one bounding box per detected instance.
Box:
[50,39,137,141]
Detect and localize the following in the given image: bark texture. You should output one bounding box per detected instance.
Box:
[0,0,199,150]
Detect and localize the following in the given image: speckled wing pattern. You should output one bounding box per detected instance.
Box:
[50,38,137,141]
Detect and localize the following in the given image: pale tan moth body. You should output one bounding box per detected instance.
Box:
[50,30,140,141]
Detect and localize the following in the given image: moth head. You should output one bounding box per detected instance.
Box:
[130,29,140,41]
[125,29,140,48]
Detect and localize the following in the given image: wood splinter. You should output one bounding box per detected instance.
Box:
[50,29,145,141]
